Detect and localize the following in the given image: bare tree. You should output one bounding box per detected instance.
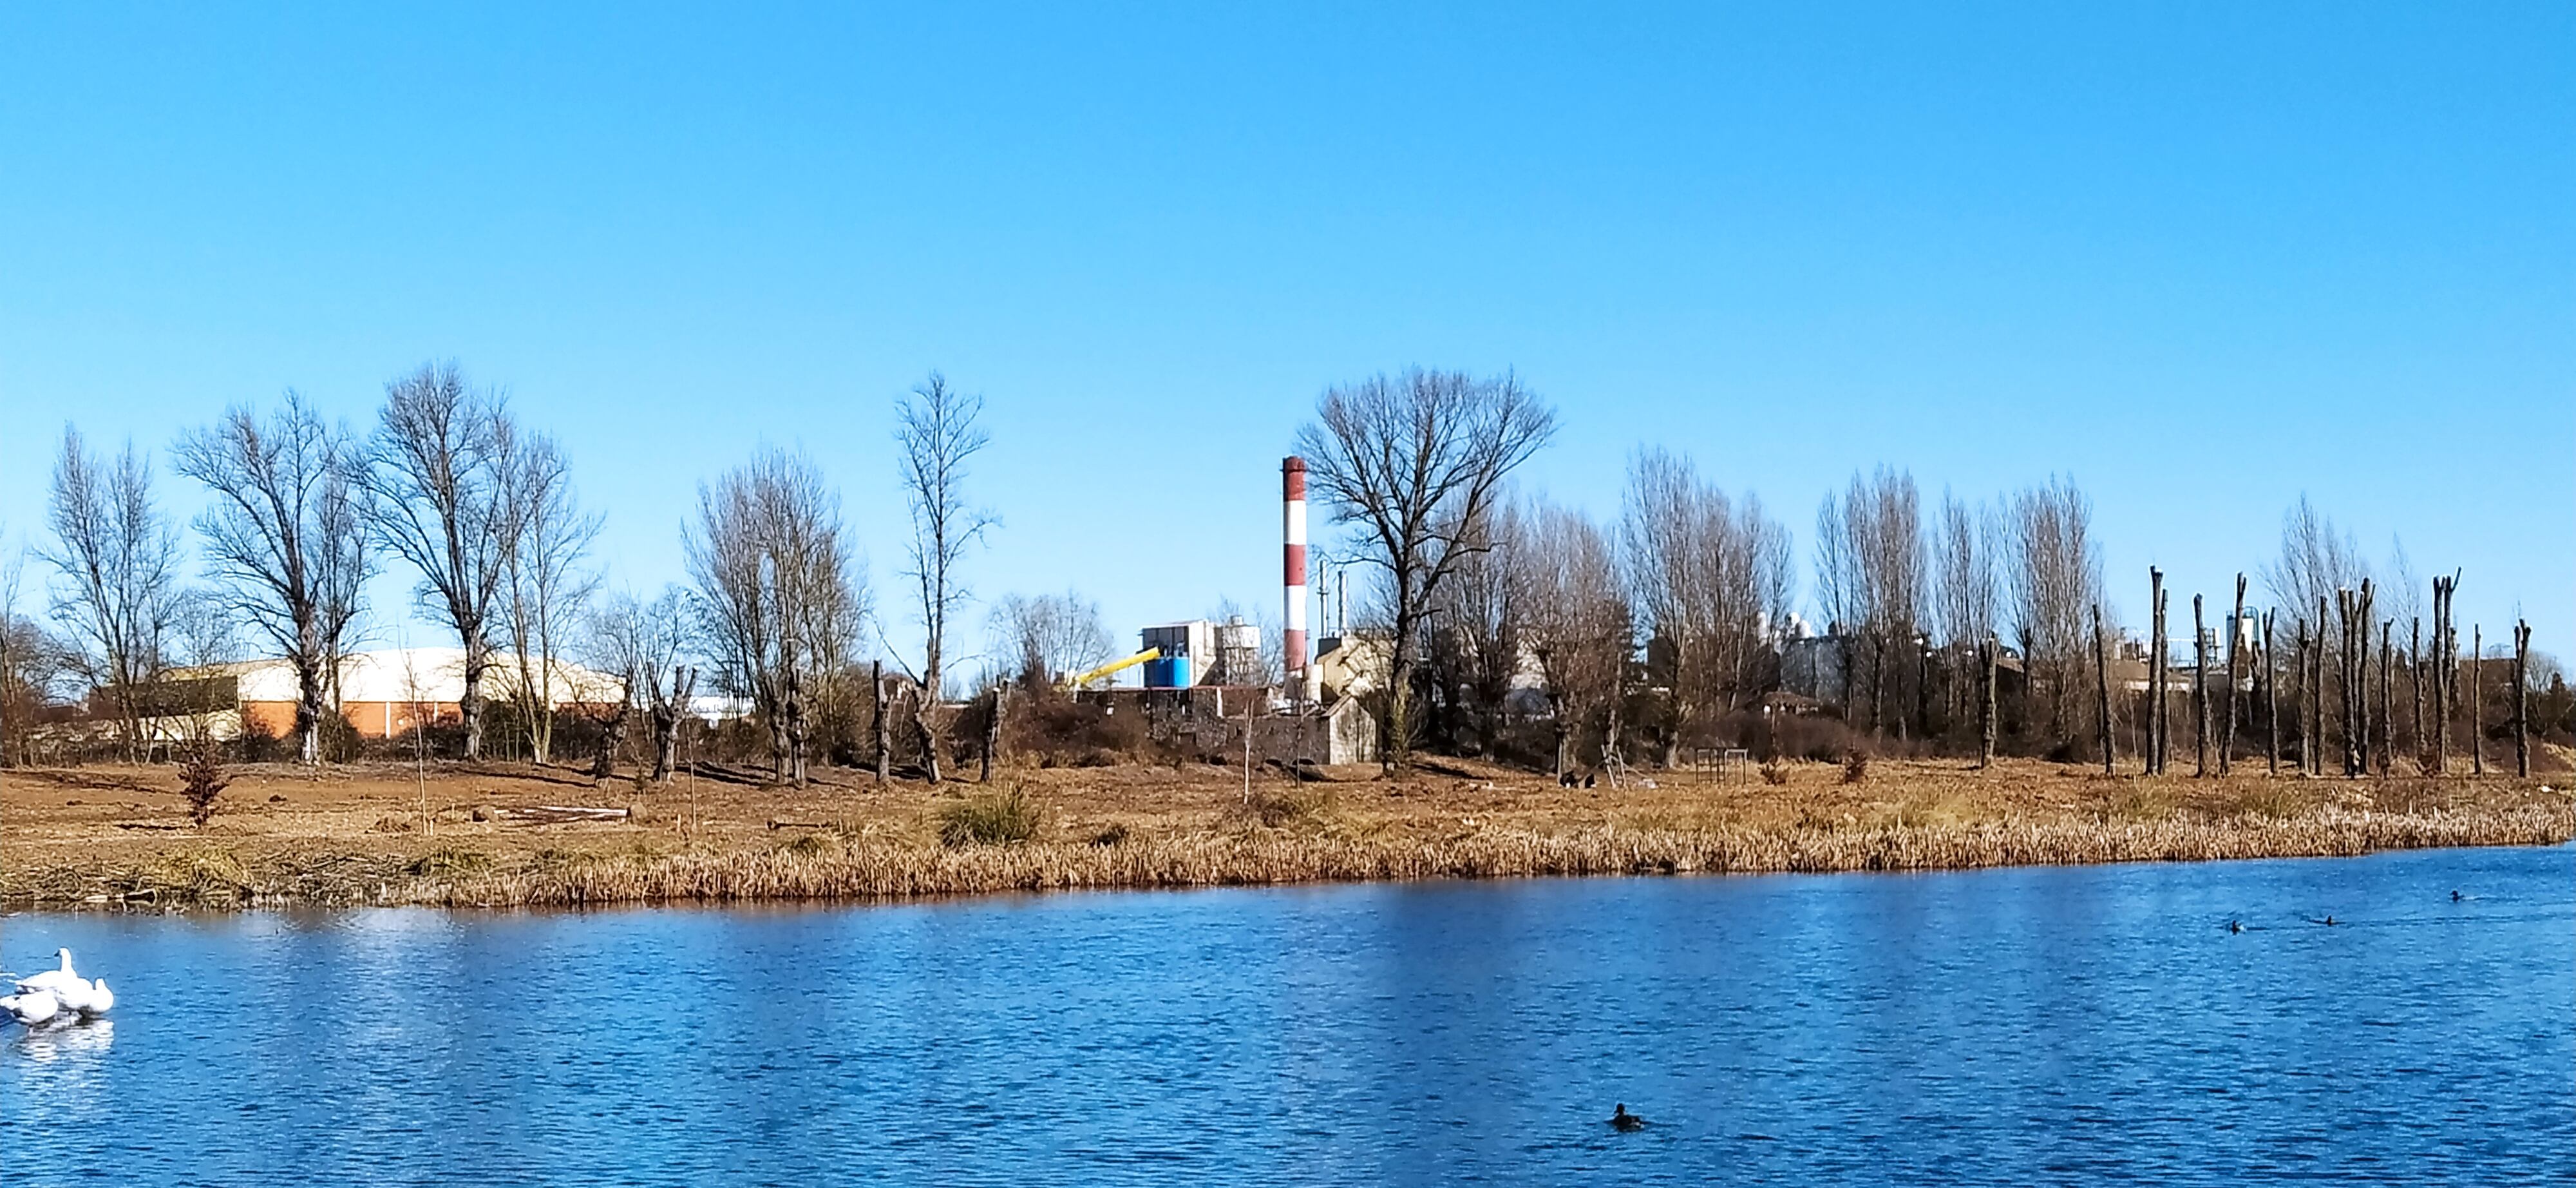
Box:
[1296,368,1555,771]
[2262,495,2370,626]
[895,372,996,783]
[173,392,371,764]
[2006,477,2103,748]
[988,589,1113,687]
[0,541,75,767]
[1518,500,1629,776]
[1622,449,1793,762]
[43,428,183,762]
[1814,466,1924,738]
[498,432,602,767]
[594,586,697,783]
[688,449,864,784]
[359,363,520,760]
[1933,490,2001,650]
[1428,499,1530,756]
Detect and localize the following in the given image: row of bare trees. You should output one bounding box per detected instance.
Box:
[5,361,1014,789]
[1292,370,2557,776]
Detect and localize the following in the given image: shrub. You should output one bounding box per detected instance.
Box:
[937,785,1042,847]
[1759,758,1792,786]
[176,735,229,827]
[1088,822,1132,847]
[1840,749,1869,785]
[1238,787,1334,829]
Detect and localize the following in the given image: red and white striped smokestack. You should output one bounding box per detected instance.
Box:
[1283,456,1309,687]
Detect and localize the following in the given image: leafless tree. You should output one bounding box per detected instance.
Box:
[1428,498,1531,755]
[988,589,1113,687]
[1623,448,1791,761]
[173,392,371,764]
[1517,499,1629,776]
[1933,488,2001,654]
[1,541,75,767]
[2262,495,2369,626]
[42,428,183,762]
[895,372,996,783]
[594,586,697,783]
[1815,466,1924,738]
[688,448,864,785]
[1296,367,1556,771]
[2005,476,2103,746]
[498,432,602,767]
[358,363,520,760]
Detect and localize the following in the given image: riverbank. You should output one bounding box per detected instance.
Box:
[4,756,2569,907]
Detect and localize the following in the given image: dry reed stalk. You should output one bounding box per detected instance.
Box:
[10,803,2568,909]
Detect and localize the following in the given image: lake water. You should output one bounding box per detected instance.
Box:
[5,845,2571,1185]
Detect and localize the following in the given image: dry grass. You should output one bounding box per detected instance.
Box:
[3,756,2567,908]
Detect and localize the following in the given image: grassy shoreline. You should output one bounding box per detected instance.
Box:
[5,758,2569,909]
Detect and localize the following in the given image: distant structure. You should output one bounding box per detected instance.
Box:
[162,647,621,741]
[1283,455,1311,699]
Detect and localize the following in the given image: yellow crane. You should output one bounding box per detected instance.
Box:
[1059,647,1159,691]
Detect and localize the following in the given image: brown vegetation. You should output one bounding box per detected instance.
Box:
[4,756,2567,910]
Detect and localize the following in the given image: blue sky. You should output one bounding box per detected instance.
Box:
[3,3,2568,668]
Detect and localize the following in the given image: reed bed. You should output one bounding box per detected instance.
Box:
[10,803,2567,909]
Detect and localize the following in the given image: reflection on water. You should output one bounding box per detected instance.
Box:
[3,843,2571,1186]
[11,1018,114,1062]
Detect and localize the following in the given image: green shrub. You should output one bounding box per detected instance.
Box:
[937,785,1042,847]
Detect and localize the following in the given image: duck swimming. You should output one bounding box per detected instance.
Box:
[1610,1104,1647,1132]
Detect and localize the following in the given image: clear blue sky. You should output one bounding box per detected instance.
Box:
[3,3,2568,669]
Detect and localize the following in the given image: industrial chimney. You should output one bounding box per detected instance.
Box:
[1283,455,1309,696]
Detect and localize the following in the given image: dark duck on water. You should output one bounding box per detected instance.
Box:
[1609,1104,1647,1132]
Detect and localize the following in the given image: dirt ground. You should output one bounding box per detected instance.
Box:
[5,752,2567,893]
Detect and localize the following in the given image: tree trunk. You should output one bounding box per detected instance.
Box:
[651,707,681,783]
[2432,577,2452,775]
[592,708,627,785]
[2514,620,2531,778]
[2409,618,2423,771]
[2295,620,2313,776]
[2148,568,2166,775]
[2193,593,2209,778]
[916,691,943,784]
[1984,633,2002,770]
[871,660,889,784]
[2262,612,2279,777]
[982,686,1005,782]
[2377,621,2394,777]
[460,656,488,760]
[2221,575,2244,775]
[2470,625,2483,776]
[2090,607,2112,774]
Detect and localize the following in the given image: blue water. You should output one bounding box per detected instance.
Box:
[5,845,2571,1185]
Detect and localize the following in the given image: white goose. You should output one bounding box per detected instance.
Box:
[15,948,84,997]
[1,987,62,1028]
[8,948,113,1024]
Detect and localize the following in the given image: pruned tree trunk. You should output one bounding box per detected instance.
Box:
[2376,621,2393,778]
[982,685,1005,782]
[2514,620,2531,778]
[2221,575,2244,776]
[871,660,889,784]
[2308,621,2329,778]
[2192,593,2209,778]
[2432,575,2455,775]
[2148,568,2166,775]
[2090,606,2112,774]
[591,706,627,786]
[2262,611,2279,777]
[2469,624,2483,776]
[1984,633,2002,769]
[2409,618,2423,771]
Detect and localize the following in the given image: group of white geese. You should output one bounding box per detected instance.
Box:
[2,948,114,1029]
